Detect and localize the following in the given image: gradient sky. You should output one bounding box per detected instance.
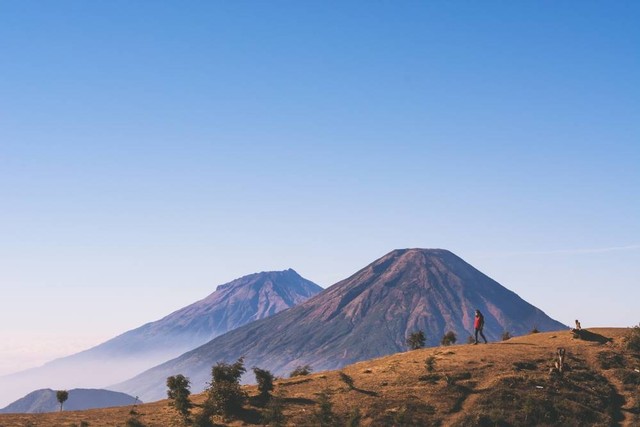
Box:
[1,1,638,376]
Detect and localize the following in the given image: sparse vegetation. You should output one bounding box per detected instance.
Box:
[56,390,68,412]
[407,330,426,350]
[501,331,511,341]
[466,335,475,344]
[1,328,636,427]
[166,374,193,423]
[530,326,540,334]
[441,331,457,346]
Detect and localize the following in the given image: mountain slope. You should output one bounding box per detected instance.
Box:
[0,269,321,407]
[3,328,633,426]
[114,248,566,401]
[0,388,138,414]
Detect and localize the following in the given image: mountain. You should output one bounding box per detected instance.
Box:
[0,269,322,407]
[113,248,566,401]
[0,388,138,414]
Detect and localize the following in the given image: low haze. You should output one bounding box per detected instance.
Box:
[1,1,638,378]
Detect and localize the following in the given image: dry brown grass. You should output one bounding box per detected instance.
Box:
[1,328,638,426]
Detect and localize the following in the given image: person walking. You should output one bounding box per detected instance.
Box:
[474,309,488,344]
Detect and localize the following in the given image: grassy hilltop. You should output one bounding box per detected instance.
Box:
[1,327,638,426]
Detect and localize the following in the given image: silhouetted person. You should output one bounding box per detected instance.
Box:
[575,319,581,330]
[474,309,488,344]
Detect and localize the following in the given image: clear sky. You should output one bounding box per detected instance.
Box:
[1,1,638,376]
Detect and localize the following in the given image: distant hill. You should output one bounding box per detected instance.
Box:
[0,388,138,414]
[113,248,566,401]
[0,269,322,407]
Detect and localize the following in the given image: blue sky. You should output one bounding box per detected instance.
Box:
[1,1,638,375]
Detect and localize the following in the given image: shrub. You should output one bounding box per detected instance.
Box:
[253,367,275,398]
[166,374,193,422]
[530,326,540,334]
[204,357,247,420]
[626,324,640,351]
[124,417,147,427]
[407,330,426,350]
[441,331,457,346]
[289,364,313,378]
[502,331,511,341]
[425,355,436,372]
[467,335,475,344]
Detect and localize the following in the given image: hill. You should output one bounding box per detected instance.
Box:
[113,248,565,401]
[0,388,138,414]
[0,269,321,407]
[0,328,637,426]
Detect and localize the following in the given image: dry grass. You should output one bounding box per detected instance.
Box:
[1,328,638,426]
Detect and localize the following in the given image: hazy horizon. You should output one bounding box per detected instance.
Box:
[1,0,638,386]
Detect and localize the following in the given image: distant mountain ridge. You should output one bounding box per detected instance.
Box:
[0,388,138,414]
[114,248,566,401]
[0,269,322,407]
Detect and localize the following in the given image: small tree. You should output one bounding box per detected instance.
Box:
[502,331,511,341]
[289,365,312,378]
[407,331,426,350]
[56,390,69,412]
[253,367,275,399]
[204,357,246,420]
[441,331,457,346]
[167,374,193,422]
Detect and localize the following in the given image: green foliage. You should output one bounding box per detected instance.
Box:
[424,355,436,372]
[56,390,68,412]
[253,367,275,398]
[626,324,640,351]
[501,331,511,341]
[339,371,355,390]
[313,389,336,426]
[289,364,313,378]
[204,357,247,420]
[441,331,457,346]
[166,374,193,422]
[407,330,426,350]
[192,411,215,427]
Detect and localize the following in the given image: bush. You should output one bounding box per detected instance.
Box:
[124,417,147,427]
[425,355,436,372]
[166,374,193,422]
[530,326,540,334]
[626,324,640,351]
[502,331,511,341]
[289,364,313,377]
[441,331,457,346]
[253,367,275,398]
[467,335,475,344]
[204,357,247,420]
[407,330,426,350]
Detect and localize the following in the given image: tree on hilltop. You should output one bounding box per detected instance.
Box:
[407,331,426,350]
[56,390,68,412]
